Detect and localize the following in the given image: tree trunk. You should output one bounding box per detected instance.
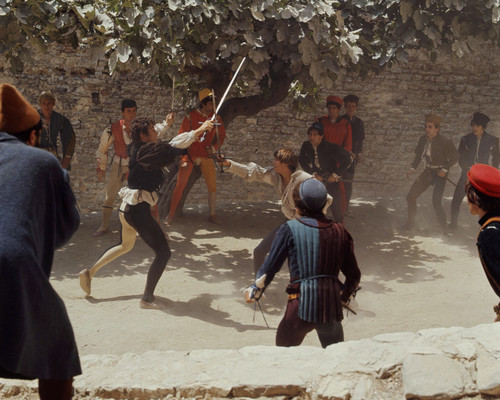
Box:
[159,62,293,221]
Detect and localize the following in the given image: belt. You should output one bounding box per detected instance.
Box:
[288,293,300,301]
[426,165,445,170]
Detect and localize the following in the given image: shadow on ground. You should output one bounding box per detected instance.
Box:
[53,197,480,312]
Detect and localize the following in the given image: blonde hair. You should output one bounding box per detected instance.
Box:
[38,92,56,105]
[273,148,298,173]
[425,113,442,129]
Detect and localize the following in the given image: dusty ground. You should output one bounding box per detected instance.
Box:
[48,193,497,356]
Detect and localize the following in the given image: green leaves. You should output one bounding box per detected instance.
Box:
[94,10,114,34]
[493,5,500,23]
[116,43,132,63]
[250,6,265,22]
[298,37,319,66]
[1,0,500,112]
[72,4,94,30]
[400,1,412,23]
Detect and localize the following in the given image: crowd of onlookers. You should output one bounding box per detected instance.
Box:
[1,82,499,400]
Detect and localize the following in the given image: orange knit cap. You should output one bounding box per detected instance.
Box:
[0,83,40,134]
[198,88,213,102]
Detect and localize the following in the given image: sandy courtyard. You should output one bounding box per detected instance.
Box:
[47,194,497,357]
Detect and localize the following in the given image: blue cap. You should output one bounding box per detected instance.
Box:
[299,178,327,211]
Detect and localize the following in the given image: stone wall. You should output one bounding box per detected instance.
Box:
[1,44,499,213]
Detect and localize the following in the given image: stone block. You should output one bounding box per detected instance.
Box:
[402,353,473,399]
[314,373,374,400]
[463,322,500,355]
[476,351,500,396]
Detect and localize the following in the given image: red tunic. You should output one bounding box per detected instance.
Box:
[179,110,226,159]
[318,116,352,152]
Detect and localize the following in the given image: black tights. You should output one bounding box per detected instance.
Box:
[406,169,447,232]
[124,202,171,303]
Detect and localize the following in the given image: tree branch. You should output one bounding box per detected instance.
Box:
[219,61,294,127]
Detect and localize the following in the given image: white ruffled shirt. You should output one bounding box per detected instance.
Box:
[227,160,332,219]
[119,129,200,209]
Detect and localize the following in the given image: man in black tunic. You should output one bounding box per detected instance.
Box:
[465,163,500,322]
[299,122,352,223]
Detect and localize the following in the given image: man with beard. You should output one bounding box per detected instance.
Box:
[0,83,81,399]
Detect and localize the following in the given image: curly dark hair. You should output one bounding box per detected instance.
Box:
[465,180,500,212]
[307,122,324,137]
[130,117,154,142]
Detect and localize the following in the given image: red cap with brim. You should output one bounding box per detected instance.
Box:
[326,95,343,107]
[467,164,500,198]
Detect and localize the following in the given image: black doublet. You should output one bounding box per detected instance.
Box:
[477,209,500,298]
[127,141,183,192]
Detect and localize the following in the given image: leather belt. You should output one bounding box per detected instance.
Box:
[288,293,300,301]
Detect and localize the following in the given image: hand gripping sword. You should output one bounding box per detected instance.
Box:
[208,88,227,173]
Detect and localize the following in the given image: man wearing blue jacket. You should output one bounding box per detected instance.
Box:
[0,83,81,400]
[245,179,361,347]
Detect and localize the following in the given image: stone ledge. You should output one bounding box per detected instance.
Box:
[1,323,499,399]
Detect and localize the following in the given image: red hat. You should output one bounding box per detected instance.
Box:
[326,95,343,108]
[467,164,500,198]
